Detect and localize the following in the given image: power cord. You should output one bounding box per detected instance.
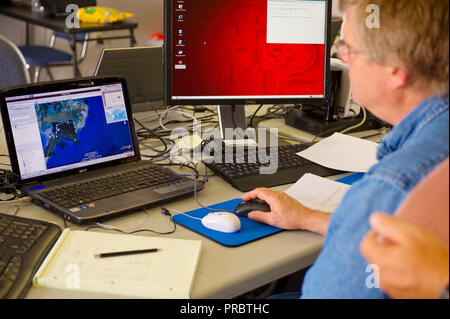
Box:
[309,106,367,144]
[339,106,367,134]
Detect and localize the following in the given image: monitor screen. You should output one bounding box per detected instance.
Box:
[164,0,332,106]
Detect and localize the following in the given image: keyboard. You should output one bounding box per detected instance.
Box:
[39,165,182,208]
[0,213,61,299]
[205,143,343,192]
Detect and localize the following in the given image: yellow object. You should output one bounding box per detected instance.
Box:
[76,6,134,24]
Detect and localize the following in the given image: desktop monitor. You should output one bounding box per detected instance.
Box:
[164,0,332,117]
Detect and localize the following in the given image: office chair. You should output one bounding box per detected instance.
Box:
[0,34,31,90]
[18,31,89,82]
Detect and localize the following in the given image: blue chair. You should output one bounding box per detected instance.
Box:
[0,34,30,90]
[19,31,89,82]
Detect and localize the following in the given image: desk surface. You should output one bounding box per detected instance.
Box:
[0,108,386,299]
[0,116,327,299]
[0,5,138,33]
[18,175,324,299]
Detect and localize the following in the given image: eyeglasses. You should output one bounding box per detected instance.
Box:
[335,39,364,63]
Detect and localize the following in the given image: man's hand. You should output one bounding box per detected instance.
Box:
[242,187,330,236]
[360,213,449,299]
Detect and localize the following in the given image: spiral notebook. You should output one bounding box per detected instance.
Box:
[33,229,202,298]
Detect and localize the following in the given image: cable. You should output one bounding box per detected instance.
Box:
[309,106,365,144]
[84,208,176,235]
[339,106,367,134]
[159,106,198,131]
[0,196,31,204]
[165,167,234,213]
[250,104,264,128]
[134,118,169,152]
[174,211,202,220]
[0,169,26,201]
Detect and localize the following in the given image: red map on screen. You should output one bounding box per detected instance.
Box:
[172,0,325,97]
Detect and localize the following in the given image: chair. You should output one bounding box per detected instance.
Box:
[18,31,89,82]
[0,34,31,90]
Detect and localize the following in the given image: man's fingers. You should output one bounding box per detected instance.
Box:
[242,188,278,204]
[360,231,388,263]
[369,213,411,244]
[248,211,272,225]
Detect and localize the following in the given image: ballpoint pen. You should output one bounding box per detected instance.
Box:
[94,248,160,258]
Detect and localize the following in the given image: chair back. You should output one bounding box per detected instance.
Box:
[0,34,31,90]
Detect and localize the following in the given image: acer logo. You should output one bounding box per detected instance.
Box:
[79,169,87,174]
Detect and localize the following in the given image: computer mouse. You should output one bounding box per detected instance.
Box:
[201,212,241,233]
[234,199,271,218]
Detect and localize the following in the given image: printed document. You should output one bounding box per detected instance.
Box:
[297,132,379,172]
[284,173,351,213]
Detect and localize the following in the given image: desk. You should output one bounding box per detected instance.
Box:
[0,5,138,77]
[0,115,326,299]
[0,107,388,298]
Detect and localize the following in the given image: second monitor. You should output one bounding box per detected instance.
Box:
[95,46,165,113]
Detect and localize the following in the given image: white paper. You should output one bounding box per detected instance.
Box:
[297,133,379,172]
[284,173,351,213]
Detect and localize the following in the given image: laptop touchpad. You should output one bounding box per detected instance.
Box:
[100,193,145,209]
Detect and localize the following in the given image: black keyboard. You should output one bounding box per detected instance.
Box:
[205,143,343,192]
[40,165,182,208]
[0,213,61,299]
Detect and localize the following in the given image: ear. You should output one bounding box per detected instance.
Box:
[387,66,409,90]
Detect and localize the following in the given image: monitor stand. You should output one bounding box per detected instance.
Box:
[217,105,258,147]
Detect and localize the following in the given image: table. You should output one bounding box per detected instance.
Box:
[0,114,326,299]
[0,5,138,77]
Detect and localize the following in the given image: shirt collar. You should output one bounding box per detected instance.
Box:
[377,95,449,160]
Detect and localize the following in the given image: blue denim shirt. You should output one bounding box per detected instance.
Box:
[300,95,449,299]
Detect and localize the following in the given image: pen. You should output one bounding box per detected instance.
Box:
[94,248,160,258]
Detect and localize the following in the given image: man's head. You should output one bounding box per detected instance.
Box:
[338,0,449,124]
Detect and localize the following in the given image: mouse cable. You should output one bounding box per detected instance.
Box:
[165,168,234,213]
[170,209,202,221]
[83,208,176,235]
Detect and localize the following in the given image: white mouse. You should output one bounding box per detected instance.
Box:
[201,212,241,233]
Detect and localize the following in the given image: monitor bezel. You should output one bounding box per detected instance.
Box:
[164,0,333,107]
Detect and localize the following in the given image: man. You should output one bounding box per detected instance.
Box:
[243,0,449,298]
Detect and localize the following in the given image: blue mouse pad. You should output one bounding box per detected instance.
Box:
[336,173,365,185]
[173,198,283,247]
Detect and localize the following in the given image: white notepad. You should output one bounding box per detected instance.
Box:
[33,229,202,299]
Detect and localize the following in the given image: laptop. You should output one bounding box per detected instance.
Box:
[94,46,164,113]
[0,77,203,224]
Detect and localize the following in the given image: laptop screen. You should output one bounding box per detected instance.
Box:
[4,82,136,180]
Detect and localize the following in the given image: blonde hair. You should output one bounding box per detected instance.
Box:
[339,0,449,96]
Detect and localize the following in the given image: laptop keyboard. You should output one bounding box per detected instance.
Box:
[39,165,182,208]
